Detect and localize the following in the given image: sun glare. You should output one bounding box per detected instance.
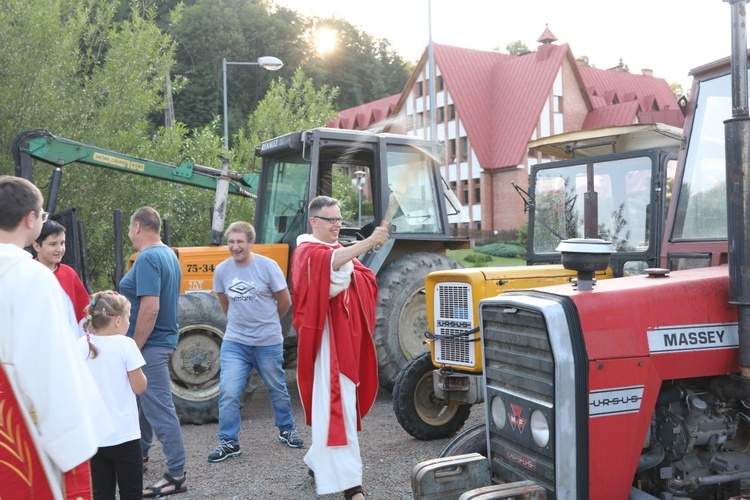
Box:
[314,28,336,55]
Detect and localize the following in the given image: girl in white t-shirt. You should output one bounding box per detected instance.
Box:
[78,290,147,500]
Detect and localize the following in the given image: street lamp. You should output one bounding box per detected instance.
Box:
[355,170,366,226]
[222,56,284,149]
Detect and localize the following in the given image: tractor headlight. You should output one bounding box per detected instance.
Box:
[490,396,506,430]
[530,410,549,447]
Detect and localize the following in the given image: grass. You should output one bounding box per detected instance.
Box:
[447,248,525,267]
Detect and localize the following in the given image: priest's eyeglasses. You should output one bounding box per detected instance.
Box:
[313,216,343,225]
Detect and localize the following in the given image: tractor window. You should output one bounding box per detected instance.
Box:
[255,155,310,245]
[672,73,730,240]
[386,145,443,234]
[532,155,653,254]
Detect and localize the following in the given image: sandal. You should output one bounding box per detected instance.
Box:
[143,472,187,497]
[344,485,365,500]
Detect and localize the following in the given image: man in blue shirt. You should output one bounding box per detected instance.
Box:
[120,206,187,497]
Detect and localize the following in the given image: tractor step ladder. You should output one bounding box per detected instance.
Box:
[412,453,490,500]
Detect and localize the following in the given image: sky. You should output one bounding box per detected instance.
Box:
[274,0,738,92]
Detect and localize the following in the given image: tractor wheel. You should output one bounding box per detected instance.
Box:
[438,423,488,458]
[392,352,471,440]
[374,252,462,391]
[170,293,261,424]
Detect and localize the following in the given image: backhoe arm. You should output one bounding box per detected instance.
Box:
[11,130,258,206]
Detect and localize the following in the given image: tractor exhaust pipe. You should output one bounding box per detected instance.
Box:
[726,0,750,370]
[714,0,750,400]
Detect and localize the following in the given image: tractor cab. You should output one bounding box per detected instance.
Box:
[254,127,468,270]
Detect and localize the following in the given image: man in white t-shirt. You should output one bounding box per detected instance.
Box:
[207,221,303,463]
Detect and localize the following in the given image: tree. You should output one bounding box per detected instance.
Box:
[0,0,402,288]
[169,0,305,137]
[0,0,180,166]
[233,68,339,168]
[300,17,411,111]
[0,0,218,289]
[168,1,409,139]
[505,40,531,56]
[333,168,359,222]
[669,81,685,100]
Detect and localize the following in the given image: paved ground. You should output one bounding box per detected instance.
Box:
[143,366,484,499]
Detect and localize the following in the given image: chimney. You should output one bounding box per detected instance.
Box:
[536,24,558,61]
[641,68,653,77]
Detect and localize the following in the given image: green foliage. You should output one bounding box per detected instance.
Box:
[446,248,524,268]
[516,222,528,259]
[233,68,339,167]
[0,0,102,160]
[476,242,523,258]
[669,81,685,100]
[332,169,358,222]
[168,0,410,138]
[0,0,408,289]
[532,180,580,253]
[598,203,633,252]
[302,17,411,111]
[463,253,493,265]
[505,40,531,56]
[171,0,305,136]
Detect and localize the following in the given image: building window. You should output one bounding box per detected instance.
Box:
[461,180,469,204]
[458,136,468,162]
[474,185,481,203]
[446,104,455,121]
[447,138,456,163]
[436,107,444,123]
[436,75,444,91]
[414,113,423,129]
[450,181,457,193]
[416,81,424,97]
[553,96,563,113]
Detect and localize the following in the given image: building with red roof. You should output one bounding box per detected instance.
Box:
[329,28,684,234]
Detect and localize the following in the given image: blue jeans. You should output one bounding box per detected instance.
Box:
[218,341,295,445]
[139,345,186,478]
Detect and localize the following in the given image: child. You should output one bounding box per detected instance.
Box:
[78,290,147,500]
[34,220,90,337]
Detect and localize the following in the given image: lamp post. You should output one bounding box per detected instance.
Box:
[222,56,284,149]
[355,170,366,226]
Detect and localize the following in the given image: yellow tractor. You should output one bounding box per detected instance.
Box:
[392,123,683,439]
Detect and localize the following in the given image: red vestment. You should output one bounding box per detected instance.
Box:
[291,241,379,446]
[0,362,93,499]
[53,264,90,322]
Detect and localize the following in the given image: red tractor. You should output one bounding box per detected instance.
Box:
[413,1,750,498]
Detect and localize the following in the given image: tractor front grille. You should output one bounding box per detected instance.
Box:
[481,303,556,494]
[434,283,474,366]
